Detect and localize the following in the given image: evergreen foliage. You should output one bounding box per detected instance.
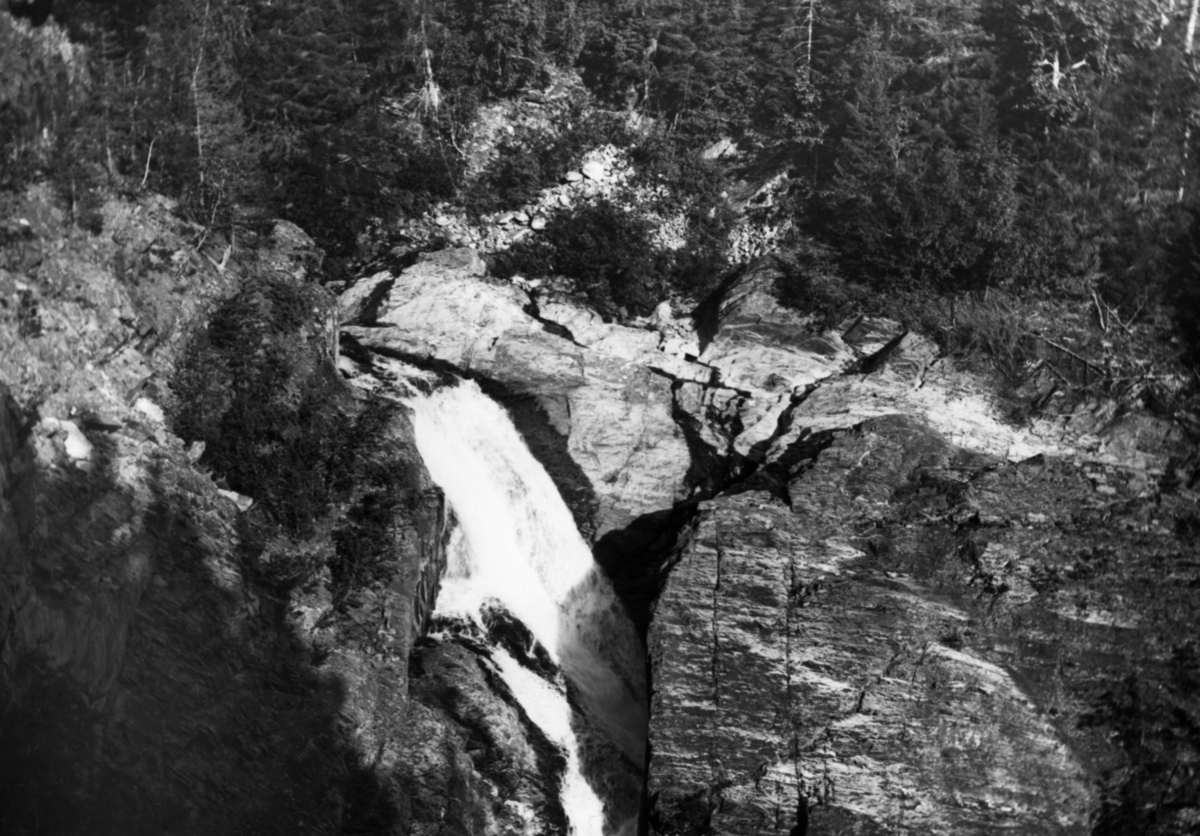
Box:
[169,274,411,597]
[169,276,346,538]
[4,0,1200,364]
[494,197,671,316]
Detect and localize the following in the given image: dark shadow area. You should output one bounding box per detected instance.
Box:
[0,393,402,835]
[690,263,749,356]
[6,0,53,27]
[592,504,700,641]
[668,380,751,500]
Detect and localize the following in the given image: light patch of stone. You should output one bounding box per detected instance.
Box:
[134,396,164,423]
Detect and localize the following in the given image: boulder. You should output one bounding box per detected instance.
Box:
[700,136,737,160]
[582,160,607,181]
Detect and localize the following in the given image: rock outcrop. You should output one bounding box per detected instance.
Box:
[648,407,1199,833]
[341,248,697,539]
[340,248,1198,835]
[0,191,455,835]
[4,171,1195,834]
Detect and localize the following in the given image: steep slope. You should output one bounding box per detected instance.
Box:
[0,189,453,835]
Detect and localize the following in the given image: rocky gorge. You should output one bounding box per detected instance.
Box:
[2,190,1199,833]
[2,7,1199,833]
[334,244,1200,835]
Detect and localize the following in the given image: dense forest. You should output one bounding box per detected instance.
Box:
[3,0,1200,376]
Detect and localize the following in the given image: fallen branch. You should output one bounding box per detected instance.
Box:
[1091,290,1108,333]
[1040,335,1103,371]
[1118,295,1148,332]
[1041,358,1072,386]
[204,243,232,275]
[139,134,159,191]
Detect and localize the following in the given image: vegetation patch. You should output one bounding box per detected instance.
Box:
[168,273,412,605]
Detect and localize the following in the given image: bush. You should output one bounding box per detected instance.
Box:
[487,121,740,317]
[169,273,420,599]
[492,197,670,316]
[773,242,870,327]
[169,276,344,535]
[938,294,1041,389]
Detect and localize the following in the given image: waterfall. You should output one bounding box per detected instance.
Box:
[404,379,646,836]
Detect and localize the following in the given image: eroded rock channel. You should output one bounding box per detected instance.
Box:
[336,249,1200,834]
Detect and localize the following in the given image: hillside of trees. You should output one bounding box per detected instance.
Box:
[3,0,1199,380]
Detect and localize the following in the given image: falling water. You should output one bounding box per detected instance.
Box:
[404,378,647,836]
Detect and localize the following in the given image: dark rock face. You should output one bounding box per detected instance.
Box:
[647,414,1200,835]
[0,193,456,835]
[400,634,572,835]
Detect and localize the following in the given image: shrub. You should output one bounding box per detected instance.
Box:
[773,242,870,328]
[170,273,420,599]
[940,294,1041,389]
[169,276,344,536]
[487,121,739,317]
[492,197,670,316]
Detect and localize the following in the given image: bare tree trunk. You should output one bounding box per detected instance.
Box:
[806,0,815,76]
[1187,0,1199,54]
[1183,0,1198,200]
[192,0,212,187]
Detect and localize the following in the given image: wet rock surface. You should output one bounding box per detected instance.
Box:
[401,633,571,836]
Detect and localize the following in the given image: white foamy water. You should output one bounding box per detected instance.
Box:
[490,648,608,835]
[404,379,647,836]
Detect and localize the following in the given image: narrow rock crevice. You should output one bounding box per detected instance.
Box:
[668,380,749,500]
[522,297,587,347]
[348,276,397,325]
[710,516,723,712]
[745,383,820,465]
[594,503,702,640]
[646,364,745,395]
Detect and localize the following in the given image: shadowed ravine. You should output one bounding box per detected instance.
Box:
[403,376,648,836]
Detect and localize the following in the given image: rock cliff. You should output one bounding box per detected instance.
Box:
[0,191,457,835]
[3,185,1196,834]
[340,249,1198,834]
